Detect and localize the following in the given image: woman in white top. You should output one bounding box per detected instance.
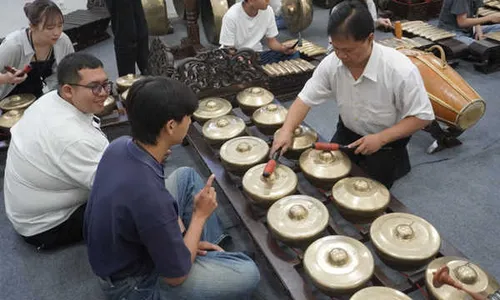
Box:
[0,0,74,99]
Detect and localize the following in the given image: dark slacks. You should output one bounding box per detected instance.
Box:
[331,119,411,189]
[105,0,149,76]
[23,204,87,250]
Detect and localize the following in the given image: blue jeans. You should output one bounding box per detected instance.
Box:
[259,50,300,65]
[453,24,500,45]
[98,167,260,300]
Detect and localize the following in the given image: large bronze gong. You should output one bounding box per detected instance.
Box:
[200,0,235,45]
[142,0,171,36]
[281,0,314,33]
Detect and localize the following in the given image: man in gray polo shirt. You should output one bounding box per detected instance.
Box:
[4,53,110,250]
[438,0,500,44]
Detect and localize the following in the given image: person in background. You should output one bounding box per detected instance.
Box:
[104,0,149,76]
[438,0,500,45]
[270,0,287,29]
[84,77,260,300]
[0,0,74,99]
[272,0,434,189]
[219,0,299,64]
[4,53,110,250]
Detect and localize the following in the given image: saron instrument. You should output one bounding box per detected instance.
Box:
[267,195,329,247]
[370,212,441,269]
[399,46,486,131]
[193,97,232,123]
[426,256,500,300]
[0,94,36,111]
[219,136,269,175]
[303,235,374,295]
[261,58,316,77]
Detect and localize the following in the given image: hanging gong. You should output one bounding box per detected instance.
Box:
[236,87,275,115]
[193,97,233,123]
[426,256,500,300]
[299,148,351,189]
[95,96,117,117]
[252,104,288,135]
[202,115,246,146]
[242,163,297,206]
[303,235,374,295]
[281,0,314,33]
[0,109,25,128]
[267,195,329,247]
[331,177,390,221]
[350,286,412,300]
[370,213,441,269]
[220,136,269,175]
[141,0,171,36]
[0,94,36,111]
[201,0,235,45]
[116,74,143,93]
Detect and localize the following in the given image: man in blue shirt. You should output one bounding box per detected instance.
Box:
[84,77,260,300]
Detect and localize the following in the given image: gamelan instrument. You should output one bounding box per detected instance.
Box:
[200,0,235,45]
[426,256,500,300]
[331,177,390,222]
[274,125,318,159]
[95,96,117,117]
[350,286,412,300]
[242,161,298,206]
[478,7,500,17]
[284,39,327,58]
[115,74,143,94]
[193,97,232,123]
[399,46,486,131]
[299,147,351,189]
[303,235,374,295]
[219,136,269,175]
[0,94,36,111]
[0,109,25,129]
[141,0,171,36]
[377,36,433,50]
[236,87,275,115]
[266,195,329,247]
[370,212,441,269]
[401,21,456,42]
[485,31,500,43]
[201,115,246,146]
[281,0,314,34]
[261,58,316,77]
[251,104,288,135]
[484,0,500,10]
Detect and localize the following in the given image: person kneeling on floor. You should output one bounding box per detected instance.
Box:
[84,77,260,300]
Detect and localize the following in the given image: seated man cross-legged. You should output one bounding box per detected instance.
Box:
[219,0,299,64]
[84,77,260,300]
[3,53,111,250]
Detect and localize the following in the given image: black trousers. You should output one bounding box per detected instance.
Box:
[105,0,149,76]
[331,119,411,189]
[22,204,87,250]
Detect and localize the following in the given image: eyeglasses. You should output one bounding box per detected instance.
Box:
[68,81,113,96]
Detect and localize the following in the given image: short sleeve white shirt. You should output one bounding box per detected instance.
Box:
[219,3,279,51]
[298,43,435,136]
[4,91,109,236]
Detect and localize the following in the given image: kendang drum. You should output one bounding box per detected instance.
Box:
[399,46,486,131]
[370,212,441,270]
[266,195,329,248]
[219,136,269,175]
[426,256,500,300]
[193,97,232,124]
[303,235,374,296]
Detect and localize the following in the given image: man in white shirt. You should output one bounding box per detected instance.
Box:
[4,52,110,250]
[272,0,435,188]
[219,0,298,64]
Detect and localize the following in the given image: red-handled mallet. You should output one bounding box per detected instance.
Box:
[263,148,281,178]
[4,65,32,76]
[312,142,351,151]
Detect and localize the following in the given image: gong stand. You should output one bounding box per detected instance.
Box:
[170,49,471,300]
[424,120,464,154]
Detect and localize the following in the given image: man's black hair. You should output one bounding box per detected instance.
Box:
[57,53,103,86]
[327,0,374,41]
[126,77,199,145]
